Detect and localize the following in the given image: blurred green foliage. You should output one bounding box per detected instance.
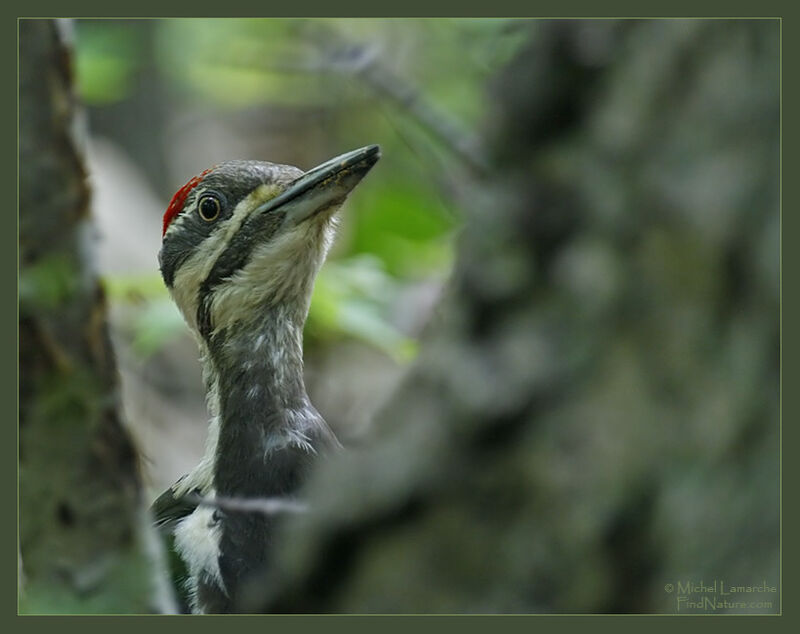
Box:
[156,19,318,107]
[74,19,525,360]
[103,274,184,357]
[19,254,80,310]
[307,256,418,362]
[74,23,143,104]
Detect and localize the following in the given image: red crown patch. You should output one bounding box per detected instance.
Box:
[162,167,214,237]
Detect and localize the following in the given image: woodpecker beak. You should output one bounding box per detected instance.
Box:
[256,144,381,227]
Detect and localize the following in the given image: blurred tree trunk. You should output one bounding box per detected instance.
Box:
[255,19,779,613]
[19,19,166,613]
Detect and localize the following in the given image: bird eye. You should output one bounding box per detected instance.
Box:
[198,195,221,222]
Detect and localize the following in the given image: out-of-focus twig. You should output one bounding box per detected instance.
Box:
[188,493,309,516]
[253,22,491,178]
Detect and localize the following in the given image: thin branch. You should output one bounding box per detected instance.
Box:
[240,22,491,177]
[188,493,309,516]
[354,54,491,177]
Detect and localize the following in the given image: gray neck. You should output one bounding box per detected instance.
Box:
[201,305,324,497]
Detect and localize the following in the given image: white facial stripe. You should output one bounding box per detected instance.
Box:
[169,184,279,330]
[163,203,192,240]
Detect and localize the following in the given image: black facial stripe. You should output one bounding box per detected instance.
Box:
[159,213,220,289]
[159,246,188,289]
[195,208,285,340]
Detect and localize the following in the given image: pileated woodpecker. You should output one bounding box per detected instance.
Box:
[150,145,381,613]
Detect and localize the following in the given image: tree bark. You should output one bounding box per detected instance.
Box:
[255,19,780,613]
[19,19,164,613]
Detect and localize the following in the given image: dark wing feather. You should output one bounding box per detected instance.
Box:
[150,475,201,613]
[150,476,201,533]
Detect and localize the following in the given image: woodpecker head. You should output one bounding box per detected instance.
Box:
[159,145,380,340]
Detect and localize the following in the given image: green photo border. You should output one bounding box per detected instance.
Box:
[5,3,793,632]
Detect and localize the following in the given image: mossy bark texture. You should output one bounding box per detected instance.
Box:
[19,20,156,614]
